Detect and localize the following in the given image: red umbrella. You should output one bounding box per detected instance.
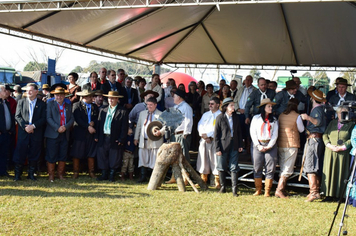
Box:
[160,72,198,93]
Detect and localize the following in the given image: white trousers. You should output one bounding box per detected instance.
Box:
[278,147,298,177]
[138,148,158,169]
[196,138,218,175]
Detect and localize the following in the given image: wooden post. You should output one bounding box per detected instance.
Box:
[147,142,208,192]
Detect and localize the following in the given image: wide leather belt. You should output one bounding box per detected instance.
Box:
[308,132,322,139]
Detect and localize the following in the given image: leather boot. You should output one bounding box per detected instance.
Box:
[120,172,126,181]
[109,169,116,182]
[128,172,134,180]
[231,172,239,197]
[27,161,37,181]
[97,170,109,181]
[137,167,146,183]
[57,161,66,180]
[264,178,273,197]
[275,176,288,199]
[253,178,263,196]
[200,174,208,183]
[214,175,221,189]
[87,158,96,178]
[305,174,320,202]
[47,162,55,182]
[72,158,80,179]
[13,164,23,181]
[218,171,226,193]
[165,174,176,184]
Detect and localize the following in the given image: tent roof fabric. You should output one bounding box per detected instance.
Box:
[0,1,355,67]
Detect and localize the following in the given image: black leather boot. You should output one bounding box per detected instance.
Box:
[13,164,23,181]
[109,169,116,182]
[27,161,37,181]
[96,170,109,181]
[137,167,146,183]
[231,172,239,197]
[218,171,226,193]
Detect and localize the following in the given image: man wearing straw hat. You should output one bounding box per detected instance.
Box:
[13,83,46,181]
[71,88,99,179]
[300,89,327,202]
[95,91,128,182]
[44,87,75,182]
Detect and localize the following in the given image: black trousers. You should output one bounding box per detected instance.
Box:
[46,133,68,163]
[13,134,42,164]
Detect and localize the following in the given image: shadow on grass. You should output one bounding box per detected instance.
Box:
[0,177,151,199]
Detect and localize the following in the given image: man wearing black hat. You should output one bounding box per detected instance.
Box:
[133,97,163,183]
[0,84,15,177]
[129,90,159,129]
[273,80,307,117]
[12,83,46,181]
[171,89,193,161]
[3,84,17,115]
[327,78,355,124]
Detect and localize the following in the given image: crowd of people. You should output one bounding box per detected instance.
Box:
[0,69,355,205]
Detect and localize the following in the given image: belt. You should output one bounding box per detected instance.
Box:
[104,134,111,138]
[125,150,133,154]
[308,132,322,139]
[175,131,184,135]
[258,139,270,143]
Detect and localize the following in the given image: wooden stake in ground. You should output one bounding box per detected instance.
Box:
[147,142,208,192]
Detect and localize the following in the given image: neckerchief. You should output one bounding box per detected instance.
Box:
[57,103,66,126]
[261,114,271,138]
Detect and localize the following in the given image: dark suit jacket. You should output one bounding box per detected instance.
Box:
[15,98,46,141]
[124,86,139,108]
[44,100,74,140]
[83,82,101,91]
[72,101,99,141]
[96,105,128,149]
[101,81,128,105]
[0,99,15,134]
[214,112,243,153]
[326,92,356,122]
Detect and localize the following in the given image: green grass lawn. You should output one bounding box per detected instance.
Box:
[0,173,355,236]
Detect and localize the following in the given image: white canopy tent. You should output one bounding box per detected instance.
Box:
[0,0,356,70]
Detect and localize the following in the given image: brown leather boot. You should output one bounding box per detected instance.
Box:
[87,157,96,178]
[214,175,221,189]
[120,172,126,181]
[305,174,320,202]
[200,174,208,183]
[128,172,134,180]
[264,179,273,197]
[165,175,176,184]
[275,176,288,199]
[57,161,66,180]
[47,162,55,182]
[253,178,263,196]
[72,158,80,179]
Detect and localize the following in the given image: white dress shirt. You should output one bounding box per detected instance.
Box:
[175,101,193,135]
[198,110,222,137]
